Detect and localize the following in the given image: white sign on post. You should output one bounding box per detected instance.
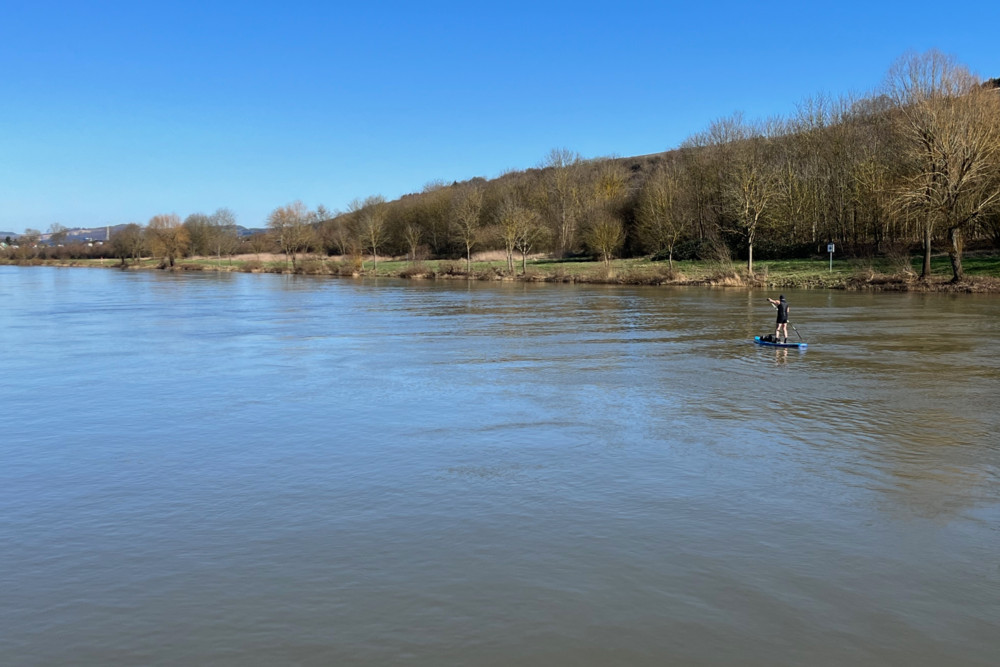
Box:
[827,243,835,271]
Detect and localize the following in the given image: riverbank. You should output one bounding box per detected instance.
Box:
[4,252,1000,293]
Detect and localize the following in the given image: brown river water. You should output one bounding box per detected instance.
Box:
[1,266,998,665]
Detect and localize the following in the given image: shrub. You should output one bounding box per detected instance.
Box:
[438,261,465,276]
[653,265,684,283]
[295,258,327,275]
[703,268,745,286]
[473,266,504,280]
[882,242,917,277]
[670,238,714,261]
[399,263,430,278]
[332,259,360,276]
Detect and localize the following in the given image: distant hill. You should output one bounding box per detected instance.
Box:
[61,225,125,242]
[8,224,264,243]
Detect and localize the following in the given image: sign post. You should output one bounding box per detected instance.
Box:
[827,243,835,272]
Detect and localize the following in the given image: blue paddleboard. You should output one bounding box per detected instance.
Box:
[754,336,807,349]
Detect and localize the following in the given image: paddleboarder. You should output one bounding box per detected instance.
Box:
[767,295,790,343]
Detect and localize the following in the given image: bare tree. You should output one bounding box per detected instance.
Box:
[356,195,388,272]
[715,119,779,275]
[452,184,484,272]
[48,223,69,246]
[514,213,547,274]
[319,214,353,257]
[182,213,213,256]
[573,160,631,269]
[592,160,630,206]
[409,182,453,255]
[495,195,537,273]
[14,229,42,259]
[637,162,689,269]
[402,223,422,263]
[584,209,625,268]
[887,50,1000,281]
[111,223,146,265]
[147,214,189,267]
[247,232,273,259]
[209,207,241,263]
[267,201,314,269]
[542,148,583,256]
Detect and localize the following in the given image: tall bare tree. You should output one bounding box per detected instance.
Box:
[636,162,689,269]
[452,184,484,272]
[356,195,388,272]
[888,50,1000,281]
[542,148,583,257]
[716,120,779,275]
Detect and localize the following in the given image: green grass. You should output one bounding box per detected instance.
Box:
[919,253,1000,275]
[8,251,1000,290]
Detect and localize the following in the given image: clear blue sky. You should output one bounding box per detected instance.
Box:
[1,0,996,234]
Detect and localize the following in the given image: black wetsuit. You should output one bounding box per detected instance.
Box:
[775,300,789,324]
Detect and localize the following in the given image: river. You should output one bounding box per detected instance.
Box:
[1,265,998,665]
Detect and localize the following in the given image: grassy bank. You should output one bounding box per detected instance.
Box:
[6,252,1000,293]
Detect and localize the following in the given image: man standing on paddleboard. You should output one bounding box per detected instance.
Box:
[767,295,790,343]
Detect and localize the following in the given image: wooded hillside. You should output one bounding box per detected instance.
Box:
[301,50,999,283]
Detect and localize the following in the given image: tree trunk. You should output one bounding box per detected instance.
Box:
[921,218,933,279]
[747,243,754,276]
[948,226,964,283]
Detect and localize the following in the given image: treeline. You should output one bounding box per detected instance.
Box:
[272,51,1000,282]
[7,50,999,282]
[4,210,248,266]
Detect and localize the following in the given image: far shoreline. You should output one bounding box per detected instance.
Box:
[4,252,1000,294]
